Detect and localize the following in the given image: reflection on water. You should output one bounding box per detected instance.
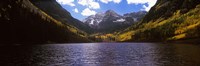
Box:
[0,43,200,66]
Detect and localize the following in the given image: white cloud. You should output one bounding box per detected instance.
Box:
[99,0,112,4]
[78,0,100,9]
[99,0,122,4]
[89,2,100,9]
[78,0,88,6]
[142,5,151,11]
[81,8,97,16]
[56,0,75,6]
[113,0,122,3]
[126,0,157,11]
[73,8,79,13]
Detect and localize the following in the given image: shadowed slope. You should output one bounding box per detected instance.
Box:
[0,0,91,44]
[30,0,94,34]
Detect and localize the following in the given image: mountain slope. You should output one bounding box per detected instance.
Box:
[117,0,200,43]
[30,0,94,34]
[0,0,91,44]
[142,0,200,23]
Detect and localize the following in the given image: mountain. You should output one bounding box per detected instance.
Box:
[123,11,147,22]
[83,12,105,28]
[30,0,94,34]
[117,0,200,43]
[0,0,91,44]
[84,10,147,33]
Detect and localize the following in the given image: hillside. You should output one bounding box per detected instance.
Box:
[30,0,94,34]
[116,0,200,43]
[0,0,91,44]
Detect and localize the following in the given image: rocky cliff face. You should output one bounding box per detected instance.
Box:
[0,0,91,44]
[123,11,147,22]
[84,10,147,33]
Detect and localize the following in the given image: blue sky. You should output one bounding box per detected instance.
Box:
[56,0,157,20]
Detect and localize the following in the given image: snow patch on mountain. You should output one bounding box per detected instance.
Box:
[83,10,147,32]
[89,19,94,24]
[113,18,125,22]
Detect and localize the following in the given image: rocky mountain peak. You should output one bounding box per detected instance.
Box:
[83,10,147,33]
[105,10,116,13]
[105,10,121,17]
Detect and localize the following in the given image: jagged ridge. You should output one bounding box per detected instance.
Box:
[84,10,147,33]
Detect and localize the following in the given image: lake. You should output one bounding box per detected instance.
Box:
[0,43,200,66]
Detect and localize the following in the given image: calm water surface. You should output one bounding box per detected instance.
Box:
[0,43,200,66]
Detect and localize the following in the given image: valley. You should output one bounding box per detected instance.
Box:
[0,0,200,44]
[83,0,200,43]
[1,0,200,65]
[83,10,147,42]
